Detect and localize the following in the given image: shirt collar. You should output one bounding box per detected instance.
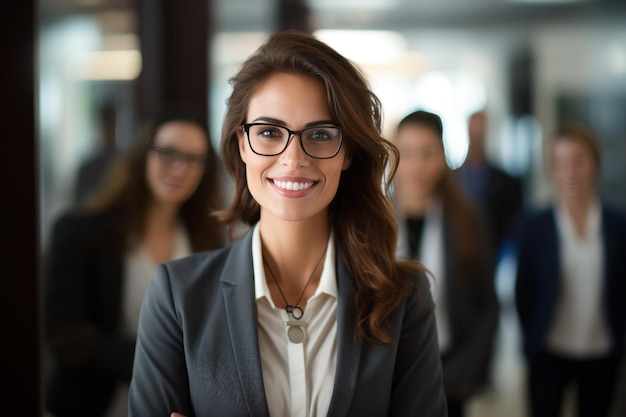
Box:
[252,223,337,306]
[555,197,602,239]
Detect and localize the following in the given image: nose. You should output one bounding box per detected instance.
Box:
[278,133,308,168]
[562,162,579,179]
[168,158,189,175]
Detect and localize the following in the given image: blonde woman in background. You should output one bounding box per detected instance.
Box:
[514,121,626,417]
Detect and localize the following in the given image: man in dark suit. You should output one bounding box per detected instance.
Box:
[74,103,119,204]
[456,110,524,252]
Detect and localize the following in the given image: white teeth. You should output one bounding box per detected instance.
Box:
[273,180,314,191]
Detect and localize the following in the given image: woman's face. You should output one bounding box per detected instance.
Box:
[238,73,351,224]
[550,137,597,199]
[395,123,447,200]
[146,121,208,207]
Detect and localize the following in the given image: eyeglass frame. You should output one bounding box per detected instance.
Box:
[150,146,207,167]
[241,122,344,159]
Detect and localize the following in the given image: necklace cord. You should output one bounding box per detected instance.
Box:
[262,243,328,320]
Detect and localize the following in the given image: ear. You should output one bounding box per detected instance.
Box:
[341,153,352,171]
[238,126,247,164]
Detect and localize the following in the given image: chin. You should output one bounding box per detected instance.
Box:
[267,205,326,224]
[157,193,188,206]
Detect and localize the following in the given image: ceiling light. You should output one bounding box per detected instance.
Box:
[313,30,406,64]
[72,50,142,80]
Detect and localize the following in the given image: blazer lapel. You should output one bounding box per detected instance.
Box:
[546,209,561,296]
[221,232,270,417]
[327,256,362,417]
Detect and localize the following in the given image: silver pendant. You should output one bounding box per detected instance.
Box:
[287,326,305,343]
[284,321,306,344]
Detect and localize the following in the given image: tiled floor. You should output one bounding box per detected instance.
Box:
[465,251,529,417]
[467,306,530,417]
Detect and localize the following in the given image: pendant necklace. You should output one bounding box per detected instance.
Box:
[262,244,328,344]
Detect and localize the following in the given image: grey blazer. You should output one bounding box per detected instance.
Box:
[129,229,447,417]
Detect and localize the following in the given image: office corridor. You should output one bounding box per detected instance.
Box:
[466,255,593,417]
[467,306,529,417]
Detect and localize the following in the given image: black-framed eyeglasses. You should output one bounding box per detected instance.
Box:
[150,146,206,168]
[241,123,344,159]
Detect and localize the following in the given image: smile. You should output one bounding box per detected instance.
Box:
[272,179,314,191]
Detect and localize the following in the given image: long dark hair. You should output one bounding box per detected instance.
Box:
[216,30,424,344]
[83,105,225,256]
[397,110,483,274]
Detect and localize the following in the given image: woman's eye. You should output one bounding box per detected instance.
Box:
[259,129,282,138]
[306,130,331,141]
[162,149,177,159]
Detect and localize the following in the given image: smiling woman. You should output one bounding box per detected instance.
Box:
[42,106,226,417]
[128,30,447,417]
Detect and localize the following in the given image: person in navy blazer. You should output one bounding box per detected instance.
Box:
[129,31,447,417]
[514,121,626,417]
[455,110,524,253]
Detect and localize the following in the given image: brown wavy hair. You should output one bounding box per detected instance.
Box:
[215,30,424,344]
[396,110,484,275]
[82,105,225,257]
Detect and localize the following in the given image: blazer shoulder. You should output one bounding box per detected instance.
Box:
[511,205,554,243]
[518,205,553,228]
[48,209,113,247]
[602,202,626,224]
[51,209,97,231]
[400,268,436,312]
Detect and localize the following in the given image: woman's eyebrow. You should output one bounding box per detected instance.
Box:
[251,116,336,127]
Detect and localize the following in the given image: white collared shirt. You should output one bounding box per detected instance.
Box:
[395,200,450,353]
[252,223,338,417]
[122,223,191,337]
[106,223,191,417]
[417,201,451,353]
[547,200,611,357]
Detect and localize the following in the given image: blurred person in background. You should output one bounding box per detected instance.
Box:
[43,106,226,417]
[394,110,500,417]
[456,110,524,256]
[514,121,626,417]
[74,102,120,204]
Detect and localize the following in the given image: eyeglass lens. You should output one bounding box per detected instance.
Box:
[151,146,205,167]
[246,124,342,158]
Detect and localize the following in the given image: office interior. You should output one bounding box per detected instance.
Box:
[5,0,626,415]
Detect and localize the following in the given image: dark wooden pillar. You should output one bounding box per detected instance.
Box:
[2,0,40,414]
[136,0,211,120]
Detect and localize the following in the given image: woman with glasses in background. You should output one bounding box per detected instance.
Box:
[129,30,447,417]
[43,106,225,417]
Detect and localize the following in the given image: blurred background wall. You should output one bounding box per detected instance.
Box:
[28,0,626,415]
[38,0,626,245]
